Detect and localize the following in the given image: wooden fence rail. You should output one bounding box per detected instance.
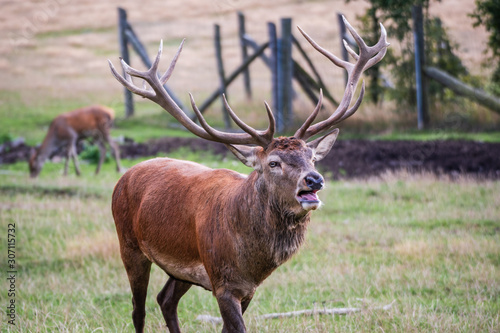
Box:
[424,67,500,115]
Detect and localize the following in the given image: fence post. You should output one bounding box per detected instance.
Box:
[337,13,349,86]
[412,5,429,129]
[268,22,280,130]
[214,24,231,129]
[278,18,293,133]
[118,7,134,118]
[238,12,252,100]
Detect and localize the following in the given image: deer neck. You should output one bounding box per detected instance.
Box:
[35,135,57,165]
[232,171,311,266]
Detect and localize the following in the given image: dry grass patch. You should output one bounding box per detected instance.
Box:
[65,230,120,261]
[394,239,431,258]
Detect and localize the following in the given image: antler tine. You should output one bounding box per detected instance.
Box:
[159,39,185,85]
[294,89,323,139]
[119,56,151,80]
[332,80,365,124]
[108,59,155,98]
[263,101,276,141]
[343,19,389,71]
[342,15,368,53]
[109,43,208,140]
[189,93,274,146]
[364,23,390,70]
[149,39,163,76]
[296,18,388,141]
[297,26,352,74]
[343,39,359,60]
[222,94,275,146]
[189,93,235,143]
[301,81,362,136]
[109,40,274,147]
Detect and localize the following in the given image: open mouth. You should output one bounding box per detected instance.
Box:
[296,190,320,203]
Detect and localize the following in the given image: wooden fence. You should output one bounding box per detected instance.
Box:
[411,5,500,128]
[117,8,359,132]
[117,8,189,118]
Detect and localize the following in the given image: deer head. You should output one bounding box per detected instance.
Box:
[29,147,42,178]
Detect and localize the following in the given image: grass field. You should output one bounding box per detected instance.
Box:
[1,1,499,332]
[1,153,499,332]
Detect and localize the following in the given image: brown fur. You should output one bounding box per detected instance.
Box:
[111,137,330,333]
[265,136,306,152]
[28,105,123,177]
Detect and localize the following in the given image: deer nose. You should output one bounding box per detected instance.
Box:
[304,172,324,191]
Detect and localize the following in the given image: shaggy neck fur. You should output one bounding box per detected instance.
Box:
[232,171,311,267]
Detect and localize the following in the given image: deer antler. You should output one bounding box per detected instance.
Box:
[108,40,275,147]
[294,16,389,141]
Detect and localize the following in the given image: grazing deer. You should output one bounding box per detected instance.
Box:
[29,105,123,178]
[109,16,388,333]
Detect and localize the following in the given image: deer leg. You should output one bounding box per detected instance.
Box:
[122,249,152,333]
[95,140,106,175]
[63,143,71,176]
[156,277,192,333]
[216,290,247,333]
[70,143,81,176]
[219,292,254,333]
[63,131,81,176]
[105,133,124,173]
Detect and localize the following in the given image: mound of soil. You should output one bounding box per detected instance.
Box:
[0,139,32,165]
[320,139,500,179]
[3,137,500,179]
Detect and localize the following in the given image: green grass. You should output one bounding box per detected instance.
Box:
[1,151,499,332]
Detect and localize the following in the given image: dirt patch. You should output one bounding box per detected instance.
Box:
[120,137,500,179]
[3,137,500,179]
[320,139,500,179]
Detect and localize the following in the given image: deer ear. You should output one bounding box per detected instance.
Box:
[306,128,339,162]
[226,144,260,169]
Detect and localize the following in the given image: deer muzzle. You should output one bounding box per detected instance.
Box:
[296,172,324,211]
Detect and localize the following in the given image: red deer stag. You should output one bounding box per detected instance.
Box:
[29,105,123,177]
[109,17,387,333]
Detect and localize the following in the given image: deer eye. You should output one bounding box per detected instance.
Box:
[269,161,280,168]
